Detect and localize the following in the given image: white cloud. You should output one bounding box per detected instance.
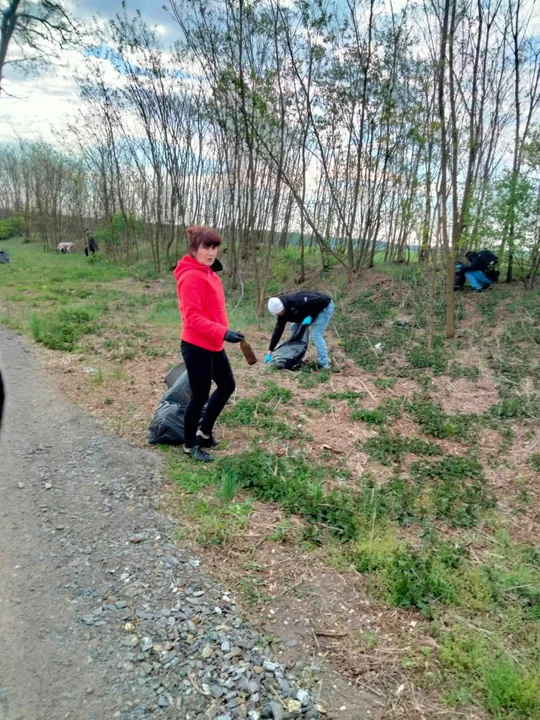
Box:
[0,46,127,146]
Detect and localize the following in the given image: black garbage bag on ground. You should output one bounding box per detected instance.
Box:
[165,361,186,389]
[147,369,199,445]
[454,262,466,290]
[270,324,309,371]
[0,249,10,264]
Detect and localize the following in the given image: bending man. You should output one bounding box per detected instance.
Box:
[266,291,334,370]
[462,251,494,292]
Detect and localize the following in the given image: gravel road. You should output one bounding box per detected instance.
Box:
[0,329,372,720]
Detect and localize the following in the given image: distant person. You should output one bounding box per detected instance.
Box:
[461,250,498,292]
[266,291,334,370]
[56,242,75,253]
[85,229,99,256]
[174,226,244,463]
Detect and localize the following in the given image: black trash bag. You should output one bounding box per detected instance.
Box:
[165,361,186,389]
[147,370,200,445]
[146,400,188,445]
[162,369,193,405]
[270,324,309,371]
[0,249,10,264]
[454,262,466,290]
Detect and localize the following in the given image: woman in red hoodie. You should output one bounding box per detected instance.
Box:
[174,226,244,462]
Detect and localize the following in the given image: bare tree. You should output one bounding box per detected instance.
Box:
[0,0,77,96]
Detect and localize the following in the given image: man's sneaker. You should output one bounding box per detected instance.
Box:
[196,431,219,448]
[184,446,214,463]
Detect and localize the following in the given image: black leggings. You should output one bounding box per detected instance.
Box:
[181,341,236,448]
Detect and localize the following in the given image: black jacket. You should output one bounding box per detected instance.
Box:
[269,291,331,351]
[463,251,496,273]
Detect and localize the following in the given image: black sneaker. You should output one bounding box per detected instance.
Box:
[196,431,220,448]
[184,446,214,463]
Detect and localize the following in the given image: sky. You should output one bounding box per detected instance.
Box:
[0,0,176,145]
[0,0,421,147]
[0,0,538,149]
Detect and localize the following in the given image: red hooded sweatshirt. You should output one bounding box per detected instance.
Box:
[174,255,229,352]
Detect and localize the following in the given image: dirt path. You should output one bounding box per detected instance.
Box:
[0,329,377,720]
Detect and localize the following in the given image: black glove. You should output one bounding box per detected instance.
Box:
[224,329,244,343]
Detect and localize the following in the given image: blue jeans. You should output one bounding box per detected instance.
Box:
[311,300,334,368]
[465,270,492,291]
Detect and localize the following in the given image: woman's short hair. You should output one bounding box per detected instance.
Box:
[187,226,222,254]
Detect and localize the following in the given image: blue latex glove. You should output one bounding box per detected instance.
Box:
[264,353,272,364]
[302,316,313,326]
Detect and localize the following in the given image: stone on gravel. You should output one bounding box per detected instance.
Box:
[140,637,153,652]
[201,644,213,659]
[285,698,301,713]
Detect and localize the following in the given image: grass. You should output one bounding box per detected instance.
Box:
[326,389,365,405]
[349,407,386,424]
[29,306,102,351]
[3,237,540,720]
[221,382,297,440]
[363,431,441,465]
[406,396,477,440]
[0,239,182,358]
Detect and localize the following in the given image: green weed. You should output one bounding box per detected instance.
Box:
[258,381,294,404]
[440,626,540,717]
[489,395,529,419]
[409,455,495,527]
[385,545,459,614]
[363,431,441,466]
[267,519,295,543]
[297,367,331,388]
[326,390,365,405]
[349,408,386,424]
[379,398,404,420]
[448,362,480,381]
[29,307,99,351]
[218,451,360,541]
[193,500,252,546]
[238,574,270,605]
[407,346,448,375]
[373,378,397,389]
[218,472,238,502]
[303,397,331,412]
[407,396,475,440]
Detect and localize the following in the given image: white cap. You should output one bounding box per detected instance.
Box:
[268,297,285,315]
